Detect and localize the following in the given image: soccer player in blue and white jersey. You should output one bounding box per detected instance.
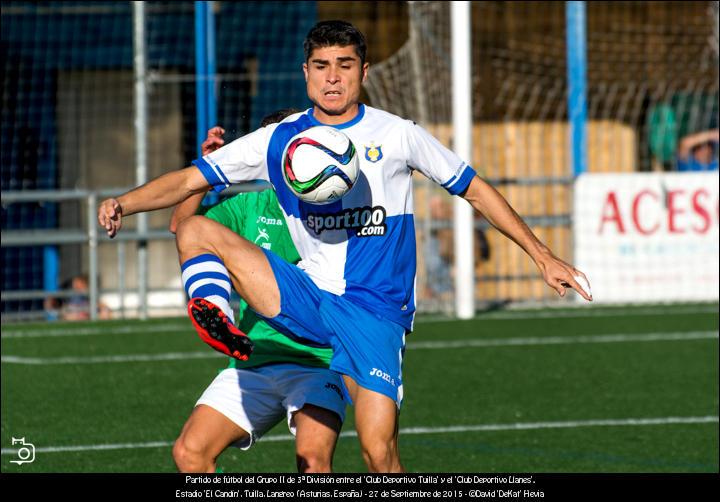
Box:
[98,20,592,472]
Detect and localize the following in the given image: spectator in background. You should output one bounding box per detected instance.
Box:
[676,128,719,171]
[44,274,112,321]
[425,194,491,298]
[425,195,454,297]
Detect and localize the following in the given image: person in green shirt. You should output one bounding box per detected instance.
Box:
[170,110,346,473]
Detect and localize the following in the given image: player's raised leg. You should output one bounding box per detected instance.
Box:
[176,215,283,359]
[344,377,403,473]
[181,247,254,359]
[176,215,280,318]
[173,405,249,473]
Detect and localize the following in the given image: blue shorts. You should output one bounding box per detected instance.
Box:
[258,248,406,408]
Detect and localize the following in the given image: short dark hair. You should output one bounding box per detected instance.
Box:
[303,20,367,65]
[260,108,302,127]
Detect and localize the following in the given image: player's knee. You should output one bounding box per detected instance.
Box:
[173,436,212,473]
[296,447,332,473]
[175,215,208,248]
[360,440,400,473]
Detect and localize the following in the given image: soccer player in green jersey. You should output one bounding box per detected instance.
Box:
[170,110,346,473]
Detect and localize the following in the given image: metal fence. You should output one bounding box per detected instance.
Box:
[1,184,268,322]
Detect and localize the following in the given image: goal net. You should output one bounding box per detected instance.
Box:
[365,1,719,311]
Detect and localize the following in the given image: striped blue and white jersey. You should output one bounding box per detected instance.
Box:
[193,104,476,331]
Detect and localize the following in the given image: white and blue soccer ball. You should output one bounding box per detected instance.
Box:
[281,126,359,205]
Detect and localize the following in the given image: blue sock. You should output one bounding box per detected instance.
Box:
[181,254,235,324]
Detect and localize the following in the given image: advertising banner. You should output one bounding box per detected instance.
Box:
[573,172,719,302]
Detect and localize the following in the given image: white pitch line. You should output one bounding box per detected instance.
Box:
[0,351,223,365]
[1,331,717,365]
[421,304,719,322]
[3,304,717,339]
[2,416,716,455]
[1,323,191,339]
[408,331,719,349]
[0,441,175,455]
[397,416,720,435]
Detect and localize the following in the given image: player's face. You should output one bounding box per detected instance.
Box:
[303,45,368,124]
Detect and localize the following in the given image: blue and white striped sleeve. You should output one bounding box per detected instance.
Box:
[403,121,477,196]
[192,125,274,193]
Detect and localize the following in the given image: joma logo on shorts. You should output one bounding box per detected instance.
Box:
[369,368,395,386]
[325,382,344,400]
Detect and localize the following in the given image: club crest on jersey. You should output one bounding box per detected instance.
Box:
[364,142,383,163]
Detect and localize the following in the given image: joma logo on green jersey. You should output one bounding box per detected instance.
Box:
[256,216,284,226]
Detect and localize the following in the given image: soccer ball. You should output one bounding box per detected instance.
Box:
[281,126,359,204]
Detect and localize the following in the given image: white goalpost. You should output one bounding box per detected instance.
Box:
[451,1,475,319]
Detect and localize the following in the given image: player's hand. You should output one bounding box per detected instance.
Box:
[201,126,225,156]
[537,253,593,301]
[98,198,123,238]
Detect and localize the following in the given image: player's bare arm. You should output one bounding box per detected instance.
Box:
[169,126,226,233]
[98,166,210,238]
[461,175,592,301]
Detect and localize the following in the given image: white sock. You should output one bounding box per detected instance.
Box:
[181,253,235,324]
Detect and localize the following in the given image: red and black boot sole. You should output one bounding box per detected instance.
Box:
[188,298,254,361]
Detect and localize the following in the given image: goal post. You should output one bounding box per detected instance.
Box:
[451,1,475,319]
